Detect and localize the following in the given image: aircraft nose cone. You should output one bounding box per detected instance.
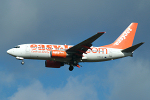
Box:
[7,49,12,55]
[7,49,16,56]
[7,49,10,54]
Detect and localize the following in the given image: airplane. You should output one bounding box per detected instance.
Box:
[7,22,144,71]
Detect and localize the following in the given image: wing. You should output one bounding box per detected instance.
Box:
[66,32,105,58]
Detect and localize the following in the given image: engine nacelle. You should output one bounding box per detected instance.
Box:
[45,60,64,68]
[50,50,67,58]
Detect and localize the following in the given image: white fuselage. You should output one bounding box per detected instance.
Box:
[6,23,143,71]
[7,44,132,62]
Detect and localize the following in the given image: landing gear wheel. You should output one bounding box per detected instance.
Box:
[21,59,25,65]
[69,66,74,71]
[21,61,24,65]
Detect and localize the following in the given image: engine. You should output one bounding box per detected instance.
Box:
[45,60,64,68]
[50,50,67,58]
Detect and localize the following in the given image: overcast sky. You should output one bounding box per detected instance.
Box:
[0,0,150,100]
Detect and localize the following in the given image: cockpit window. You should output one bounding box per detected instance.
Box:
[14,46,20,48]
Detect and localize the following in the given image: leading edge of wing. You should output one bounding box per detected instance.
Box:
[66,32,105,53]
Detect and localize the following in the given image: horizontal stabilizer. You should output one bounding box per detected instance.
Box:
[122,42,144,53]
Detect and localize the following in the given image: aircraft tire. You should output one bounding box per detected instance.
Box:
[21,61,24,65]
[69,66,74,71]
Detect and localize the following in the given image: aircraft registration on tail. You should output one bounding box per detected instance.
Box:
[7,23,144,71]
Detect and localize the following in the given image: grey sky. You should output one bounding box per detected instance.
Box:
[0,0,149,100]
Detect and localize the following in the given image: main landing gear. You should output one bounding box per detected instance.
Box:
[69,65,74,71]
[69,60,76,71]
[16,57,24,65]
[69,55,81,71]
[68,60,81,71]
[69,64,81,71]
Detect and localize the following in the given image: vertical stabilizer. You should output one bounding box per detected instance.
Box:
[101,23,138,49]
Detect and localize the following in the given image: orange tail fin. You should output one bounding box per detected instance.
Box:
[101,23,138,49]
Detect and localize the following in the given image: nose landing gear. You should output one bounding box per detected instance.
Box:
[21,60,25,65]
[16,57,24,65]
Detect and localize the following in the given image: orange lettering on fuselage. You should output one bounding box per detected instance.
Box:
[38,44,45,50]
[30,44,108,54]
[46,45,52,51]
[91,47,98,53]
[53,45,61,50]
[64,45,68,50]
[98,48,107,54]
[30,44,37,50]
[86,48,107,54]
